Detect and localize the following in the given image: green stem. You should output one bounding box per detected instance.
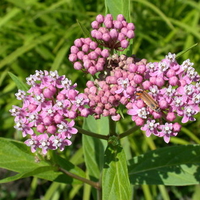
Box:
[97,186,102,200]
[75,126,109,140]
[97,171,103,200]
[59,167,101,190]
[109,117,116,136]
[76,120,138,140]
[118,125,140,139]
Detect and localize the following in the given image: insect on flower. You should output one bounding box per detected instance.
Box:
[136,90,160,112]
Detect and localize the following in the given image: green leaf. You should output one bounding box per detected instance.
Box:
[176,43,198,58]
[53,153,86,179]
[0,166,54,183]
[0,138,82,184]
[8,72,28,91]
[105,0,131,21]
[132,0,174,29]
[76,20,91,38]
[129,145,200,185]
[51,45,70,71]
[0,7,21,28]
[43,182,64,200]
[82,116,108,180]
[169,18,200,39]
[102,143,131,200]
[105,0,132,55]
[0,33,55,69]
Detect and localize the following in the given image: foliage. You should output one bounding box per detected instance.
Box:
[0,0,200,199]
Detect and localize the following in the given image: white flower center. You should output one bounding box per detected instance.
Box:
[138,108,149,119]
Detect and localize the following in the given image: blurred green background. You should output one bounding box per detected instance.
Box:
[0,0,200,199]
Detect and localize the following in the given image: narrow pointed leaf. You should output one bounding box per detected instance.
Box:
[8,72,28,91]
[176,43,198,58]
[0,7,20,28]
[132,0,174,29]
[0,33,54,69]
[76,20,90,38]
[51,45,70,71]
[0,166,53,183]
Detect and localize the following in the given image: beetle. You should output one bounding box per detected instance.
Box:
[136,90,160,112]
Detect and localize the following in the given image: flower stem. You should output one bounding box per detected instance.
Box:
[59,167,101,190]
[118,125,140,139]
[109,117,116,136]
[75,126,109,140]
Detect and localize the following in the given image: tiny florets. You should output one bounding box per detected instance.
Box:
[91,14,135,50]
[69,14,135,75]
[69,38,107,75]
[12,14,200,148]
[10,70,91,154]
[127,52,200,142]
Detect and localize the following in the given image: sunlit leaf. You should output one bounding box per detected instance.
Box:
[105,0,130,21]
[82,116,108,181]
[129,145,200,185]
[0,138,82,184]
[102,143,131,200]
[8,72,28,91]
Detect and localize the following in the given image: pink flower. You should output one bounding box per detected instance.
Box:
[10,70,90,154]
[49,134,72,151]
[158,123,179,143]
[182,106,199,123]
[141,120,159,137]
[11,14,200,149]
[24,136,39,153]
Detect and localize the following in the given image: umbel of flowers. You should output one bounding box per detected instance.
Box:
[10,71,90,154]
[11,14,200,154]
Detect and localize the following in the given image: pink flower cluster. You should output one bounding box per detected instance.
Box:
[82,51,200,142]
[69,37,108,75]
[83,55,146,121]
[10,70,90,154]
[128,53,200,143]
[11,14,200,152]
[91,14,135,50]
[68,14,200,143]
[69,14,135,75]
